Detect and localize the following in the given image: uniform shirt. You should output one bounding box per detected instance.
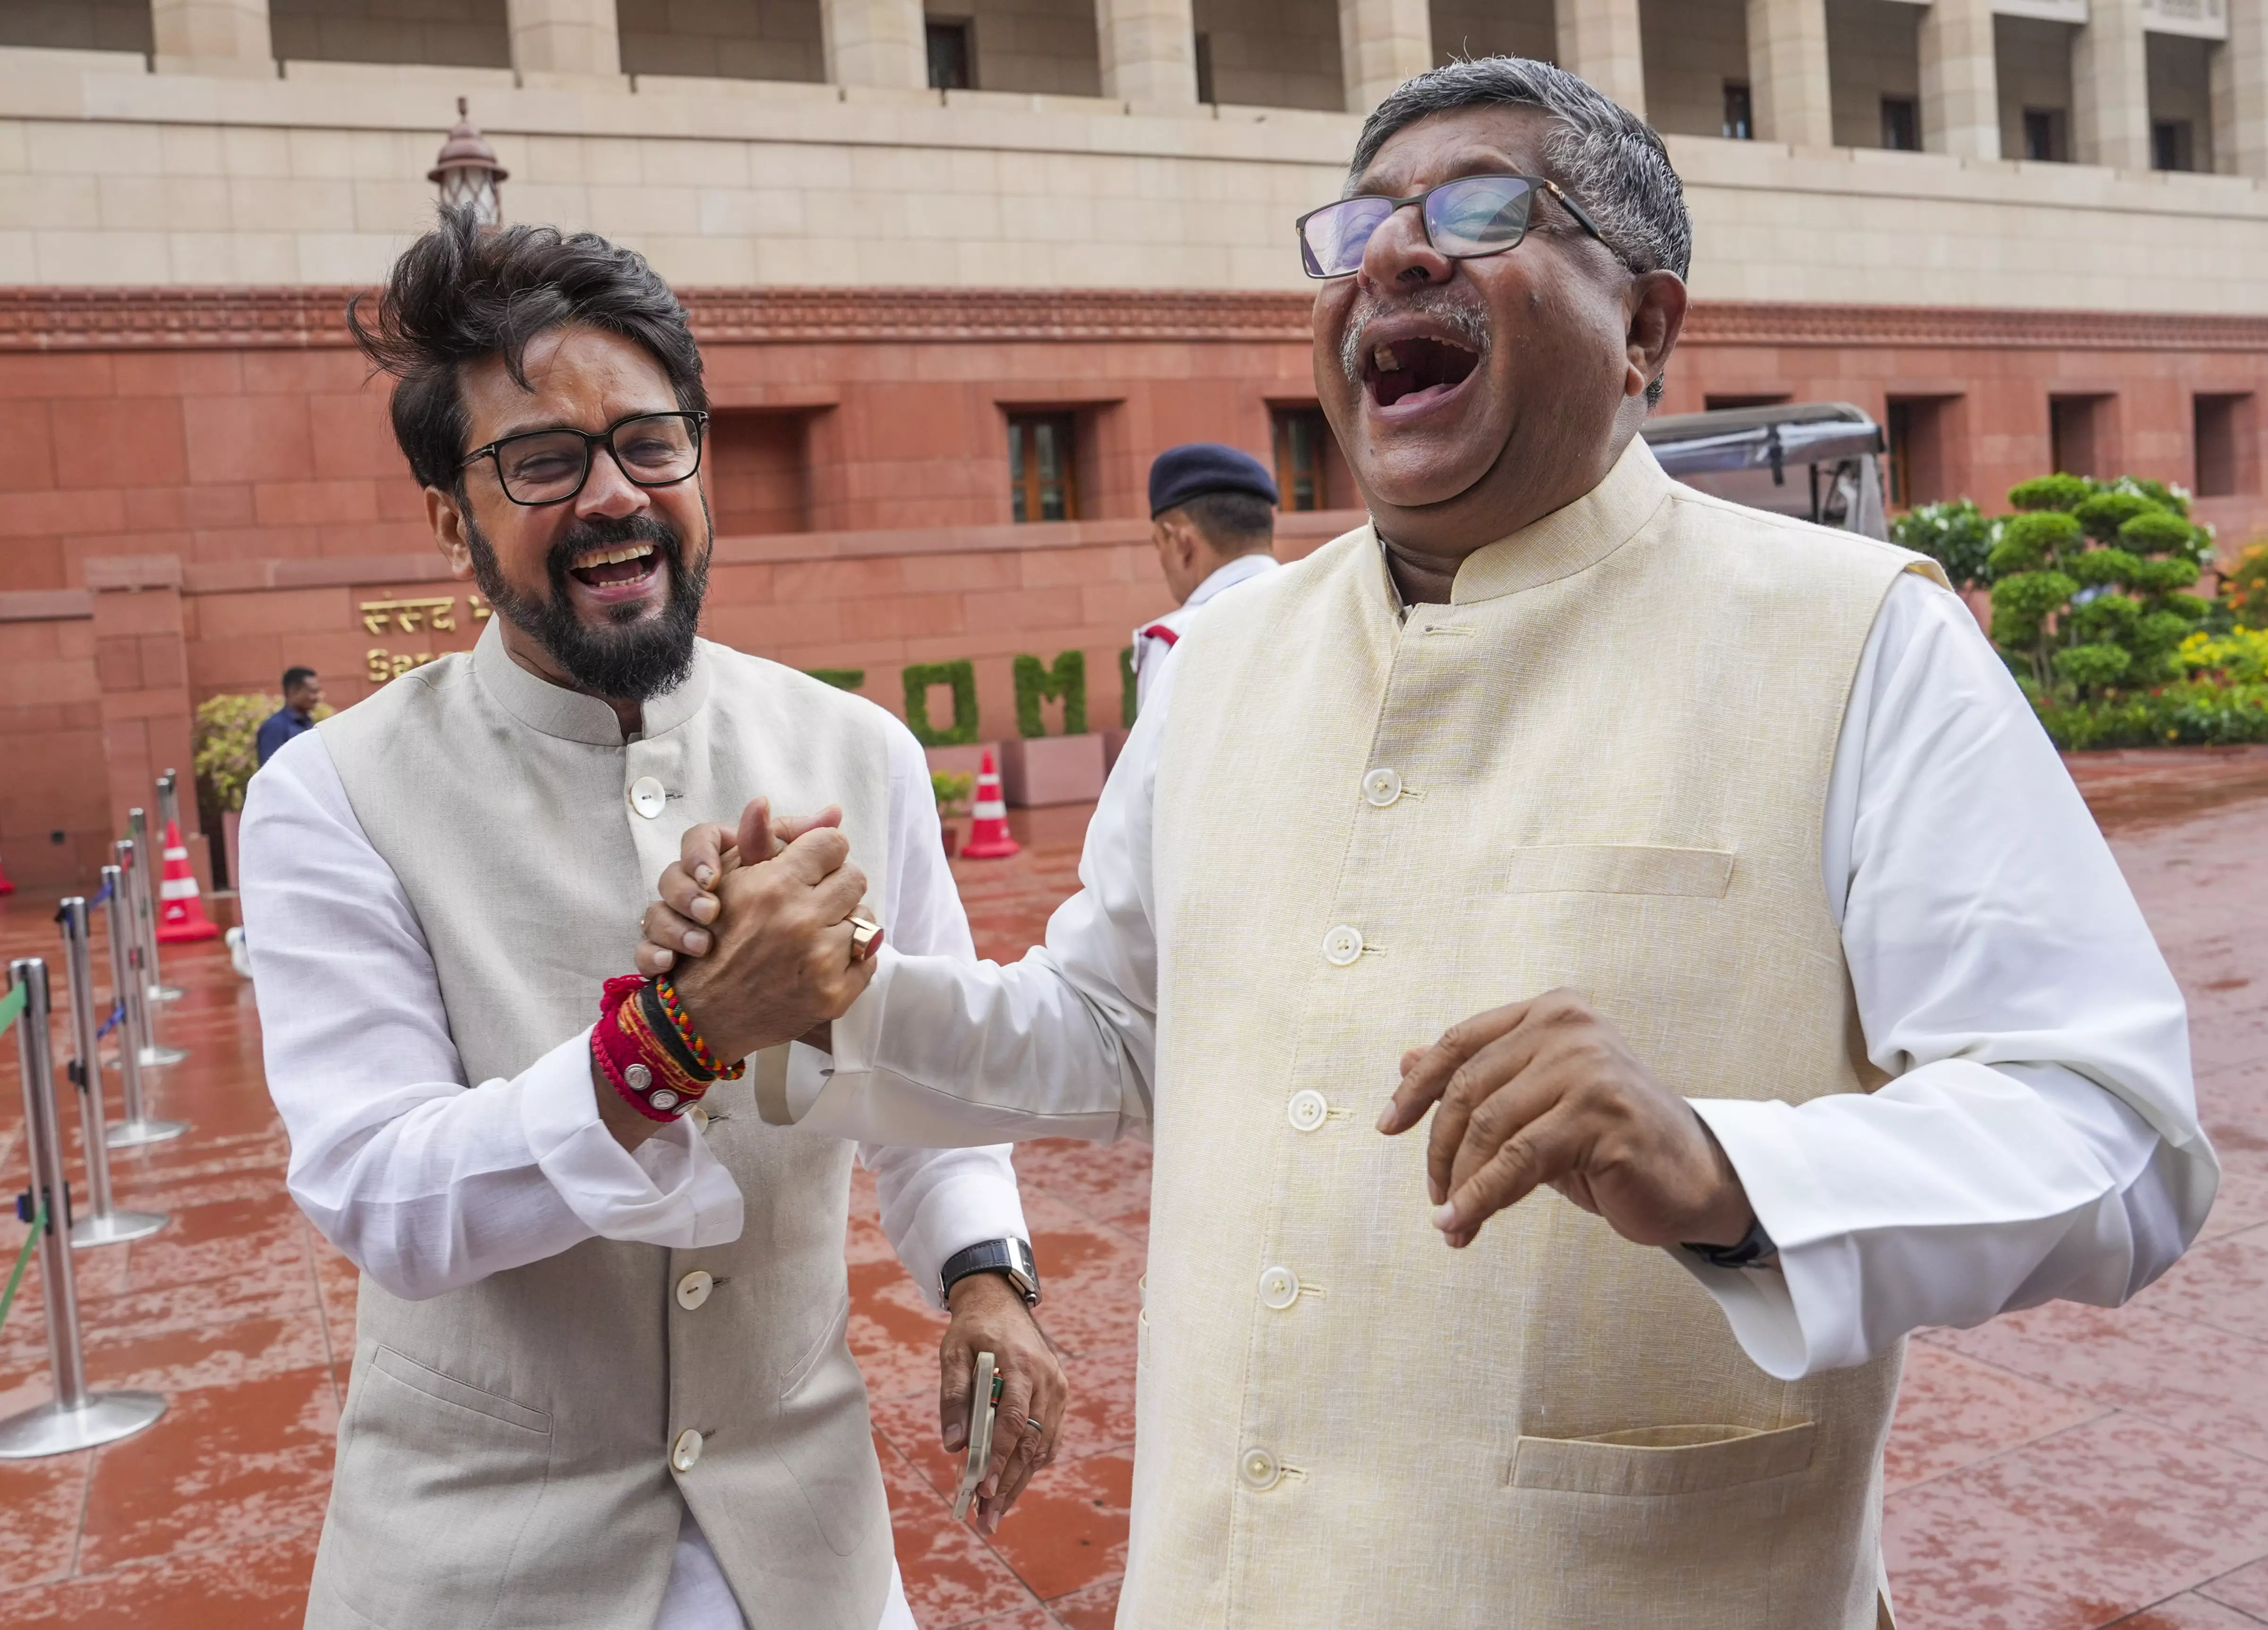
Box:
[809,571,2214,1381]
[1129,550,1280,713]
[254,703,315,766]
[243,721,1023,1630]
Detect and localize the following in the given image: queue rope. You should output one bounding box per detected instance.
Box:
[95,1004,123,1042]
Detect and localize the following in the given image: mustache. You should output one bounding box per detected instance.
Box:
[546,511,682,584]
[1338,286,1494,386]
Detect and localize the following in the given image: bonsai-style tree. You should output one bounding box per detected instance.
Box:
[1986,475,2213,697]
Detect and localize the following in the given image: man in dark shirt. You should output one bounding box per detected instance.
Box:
[256,667,323,766]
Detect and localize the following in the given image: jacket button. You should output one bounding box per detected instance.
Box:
[1258,1266,1299,1310]
[629,776,667,818]
[1322,925,1364,966]
[1362,768,1403,806]
[1239,1447,1281,1490]
[1287,1090,1328,1132]
[671,1428,703,1472]
[676,1270,713,1311]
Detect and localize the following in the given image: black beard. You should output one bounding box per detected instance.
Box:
[464,505,709,703]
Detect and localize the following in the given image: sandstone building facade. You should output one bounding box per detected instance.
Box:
[0,0,2263,884]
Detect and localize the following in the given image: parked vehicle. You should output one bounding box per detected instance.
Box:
[1641,401,1888,539]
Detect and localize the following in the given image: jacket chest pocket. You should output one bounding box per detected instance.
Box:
[317,1346,554,1630]
[1494,844,1734,899]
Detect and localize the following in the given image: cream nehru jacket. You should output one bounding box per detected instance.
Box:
[306,625,899,1630]
[1127,438,1943,1630]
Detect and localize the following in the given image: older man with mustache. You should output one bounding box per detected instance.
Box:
[240,211,1065,1630]
[641,58,2212,1629]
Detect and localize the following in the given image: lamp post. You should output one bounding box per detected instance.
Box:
[429,97,507,226]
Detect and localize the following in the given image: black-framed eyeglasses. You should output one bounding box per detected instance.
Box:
[1295,174,1609,280]
[461,410,710,506]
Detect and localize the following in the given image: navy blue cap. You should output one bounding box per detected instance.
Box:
[1149,442,1279,517]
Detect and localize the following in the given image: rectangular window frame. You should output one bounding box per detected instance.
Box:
[1880,96,1919,152]
[1007,411,1080,524]
[1722,81,1753,141]
[926,18,974,90]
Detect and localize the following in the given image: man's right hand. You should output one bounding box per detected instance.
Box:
[641,797,875,1064]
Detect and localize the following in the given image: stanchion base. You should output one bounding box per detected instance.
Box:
[106,1118,188,1149]
[70,1209,167,1247]
[147,985,183,1004]
[136,1044,187,1067]
[0,1391,166,1458]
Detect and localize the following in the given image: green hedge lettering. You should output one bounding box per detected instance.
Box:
[902,660,980,746]
[1119,646,1137,728]
[805,668,865,692]
[1012,651,1087,738]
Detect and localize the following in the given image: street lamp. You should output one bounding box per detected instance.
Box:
[429,97,507,225]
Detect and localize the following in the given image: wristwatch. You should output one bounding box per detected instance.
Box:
[940,1238,1040,1307]
[1682,1214,1777,1271]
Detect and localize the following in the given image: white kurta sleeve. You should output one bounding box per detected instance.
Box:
[851,721,1031,1307]
[240,732,743,1302]
[1683,572,2217,1379]
[805,661,1174,1148]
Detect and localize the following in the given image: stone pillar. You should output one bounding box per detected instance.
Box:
[1097,0,1199,103]
[1746,0,1834,148]
[1338,0,1431,116]
[2215,0,2268,178]
[150,0,273,68]
[1556,0,1646,119]
[1918,0,1999,160]
[821,0,928,89]
[86,557,196,851]
[2072,0,2151,170]
[507,0,622,78]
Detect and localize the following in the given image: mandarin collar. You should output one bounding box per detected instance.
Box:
[470,616,712,746]
[1440,435,1674,605]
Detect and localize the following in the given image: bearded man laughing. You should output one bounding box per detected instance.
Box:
[238,211,1065,1630]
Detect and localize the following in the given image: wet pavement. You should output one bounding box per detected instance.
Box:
[0,753,2263,1629]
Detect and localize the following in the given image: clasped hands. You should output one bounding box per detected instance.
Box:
[637,797,1066,1534]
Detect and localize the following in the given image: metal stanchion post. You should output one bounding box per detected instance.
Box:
[0,959,166,1457]
[127,808,182,1006]
[57,898,165,1246]
[120,826,185,1067]
[101,860,186,1149]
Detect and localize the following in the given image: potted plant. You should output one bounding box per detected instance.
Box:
[932,770,974,858]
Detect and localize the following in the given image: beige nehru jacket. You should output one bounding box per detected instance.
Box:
[307,626,898,1630]
[1124,439,1941,1630]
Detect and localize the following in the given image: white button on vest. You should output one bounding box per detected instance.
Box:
[1362,768,1403,807]
[1258,1266,1299,1310]
[670,1428,703,1472]
[1322,925,1364,966]
[676,1270,713,1311]
[629,776,667,819]
[1239,1447,1281,1490]
[1287,1090,1328,1132]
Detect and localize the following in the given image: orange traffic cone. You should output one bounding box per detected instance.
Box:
[155,817,219,942]
[959,748,1022,860]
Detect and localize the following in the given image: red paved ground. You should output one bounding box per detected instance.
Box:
[0,756,2263,1629]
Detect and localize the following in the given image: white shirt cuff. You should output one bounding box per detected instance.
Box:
[519,1029,744,1249]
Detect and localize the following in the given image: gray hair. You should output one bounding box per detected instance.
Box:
[1349,58,1691,403]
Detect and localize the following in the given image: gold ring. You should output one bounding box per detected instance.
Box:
[848,914,884,962]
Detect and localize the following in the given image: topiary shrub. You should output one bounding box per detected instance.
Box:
[1118,646,1138,728]
[2009,474,2093,513]
[194,692,334,816]
[1890,499,1994,591]
[902,660,979,746]
[1012,651,1087,738]
[806,668,865,692]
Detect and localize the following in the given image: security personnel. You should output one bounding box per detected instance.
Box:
[1129,443,1281,713]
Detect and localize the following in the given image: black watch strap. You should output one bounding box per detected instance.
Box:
[940,1238,1040,1306]
[1682,1214,1776,1270]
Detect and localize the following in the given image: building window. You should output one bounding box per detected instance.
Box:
[1008,413,1078,522]
[1722,82,1753,141]
[1885,397,1955,509]
[927,19,972,90]
[2050,395,2104,480]
[1704,394,1792,411]
[2153,119,2194,172]
[1194,31,1214,103]
[2022,108,2064,163]
[1880,97,1918,152]
[1272,407,1334,511]
[2194,395,2251,498]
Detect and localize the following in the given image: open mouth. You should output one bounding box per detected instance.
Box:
[1365,335,1481,411]
[567,541,660,592]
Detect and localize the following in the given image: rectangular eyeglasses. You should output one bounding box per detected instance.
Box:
[462,410,710,506]
[1295,174,1609,280]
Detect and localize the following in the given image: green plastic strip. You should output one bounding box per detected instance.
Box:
[0,1193,44,1337]
[0,981,23,1034]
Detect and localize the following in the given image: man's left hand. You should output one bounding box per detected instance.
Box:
[1377,989,1755,1252]
[937,1272,1066,1535]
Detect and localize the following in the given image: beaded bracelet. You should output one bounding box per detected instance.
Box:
[653,976,747,1081]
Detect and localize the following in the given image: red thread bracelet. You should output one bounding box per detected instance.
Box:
[592,975,711,1122]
